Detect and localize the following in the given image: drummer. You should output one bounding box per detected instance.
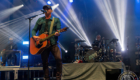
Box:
[92,34,103,51]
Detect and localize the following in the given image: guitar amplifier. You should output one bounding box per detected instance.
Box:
[106,69,122,80]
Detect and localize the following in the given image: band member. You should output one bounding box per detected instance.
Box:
[92,34,103,50]
[32,5,62,80]
[2,38,17,66]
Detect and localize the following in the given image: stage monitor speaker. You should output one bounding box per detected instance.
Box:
[106,69,122,80]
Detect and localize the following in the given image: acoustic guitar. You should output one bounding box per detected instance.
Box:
[30,27,68,55]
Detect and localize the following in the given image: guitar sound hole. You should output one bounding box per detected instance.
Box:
[36,44,43,48]
[35,42,43,48]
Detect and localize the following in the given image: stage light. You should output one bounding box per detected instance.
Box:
[94,0,127,50]
[115,0,127,51]
[52,11,85,40]
[0,10,42,44]
[69,0,73,3]
[63,0,91,46]
[21,4,24,7]
[0,9,43,46]
[23,41,29,44]
[0,10,41,29]
[52,4,59,10]
[121,48,125,51]
[65,50,68,53]
[23,56,28,59]
[137,0,140,3]
[47,1,51,4]
[0,27,23,42]
[58,42,69,53]
[0,4,24,21]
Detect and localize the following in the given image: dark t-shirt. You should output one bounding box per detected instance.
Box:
[92,40,103,48]
[45,19,50,33]
[5,43,17,50]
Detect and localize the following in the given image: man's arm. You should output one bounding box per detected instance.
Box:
[32,18,41,37]
[56,18,61,31]
[55,18,61,36]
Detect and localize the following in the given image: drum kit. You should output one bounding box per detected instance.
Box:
[74,38,122,63]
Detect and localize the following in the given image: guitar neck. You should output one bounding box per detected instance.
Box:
[40,31,60,43]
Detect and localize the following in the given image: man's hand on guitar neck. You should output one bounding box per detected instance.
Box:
[55,32,60,36]
[33,36,41,41]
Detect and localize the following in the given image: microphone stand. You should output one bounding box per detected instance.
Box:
[25,13,43,80]
[126,36,129,70]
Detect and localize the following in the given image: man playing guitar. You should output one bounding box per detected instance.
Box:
[32,5,62,80]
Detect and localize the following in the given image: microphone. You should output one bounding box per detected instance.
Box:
[41,10,47,13]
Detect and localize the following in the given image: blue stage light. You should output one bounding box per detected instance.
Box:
[137,0,140,3]
[69,0,73,3]
[23,56,28,59]
[23,41,29,44]
[47,1,51,4]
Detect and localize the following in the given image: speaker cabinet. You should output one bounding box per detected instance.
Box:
[106,69,122,80]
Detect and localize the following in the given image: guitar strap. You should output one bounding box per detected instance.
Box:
[49,17,55,35]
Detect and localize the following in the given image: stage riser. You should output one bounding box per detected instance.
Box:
[62,62,126,80]
[0,69,56,80]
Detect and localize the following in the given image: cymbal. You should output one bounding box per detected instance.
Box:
[81,46,92,48]
[84,46,92,48]
[102,39,109,40]
[109,39,118,43]
[72,40,86,43]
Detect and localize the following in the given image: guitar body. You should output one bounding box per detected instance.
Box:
[30,34,50,55]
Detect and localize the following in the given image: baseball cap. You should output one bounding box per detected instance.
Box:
[43,5,52,10]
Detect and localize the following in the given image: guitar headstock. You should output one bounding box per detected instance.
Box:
[60,27,68,33]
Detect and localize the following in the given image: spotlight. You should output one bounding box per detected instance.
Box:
[69,0,73,3]
[65,50,68,53]
[23,41,29,44]
[121,48,125,51]
[94,0,127,50]
[51,4,59,10]
[47,1,51,4]
[23,56,28,59]
[0,4,24,21]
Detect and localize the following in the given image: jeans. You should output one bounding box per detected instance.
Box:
[41,44,62,79]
